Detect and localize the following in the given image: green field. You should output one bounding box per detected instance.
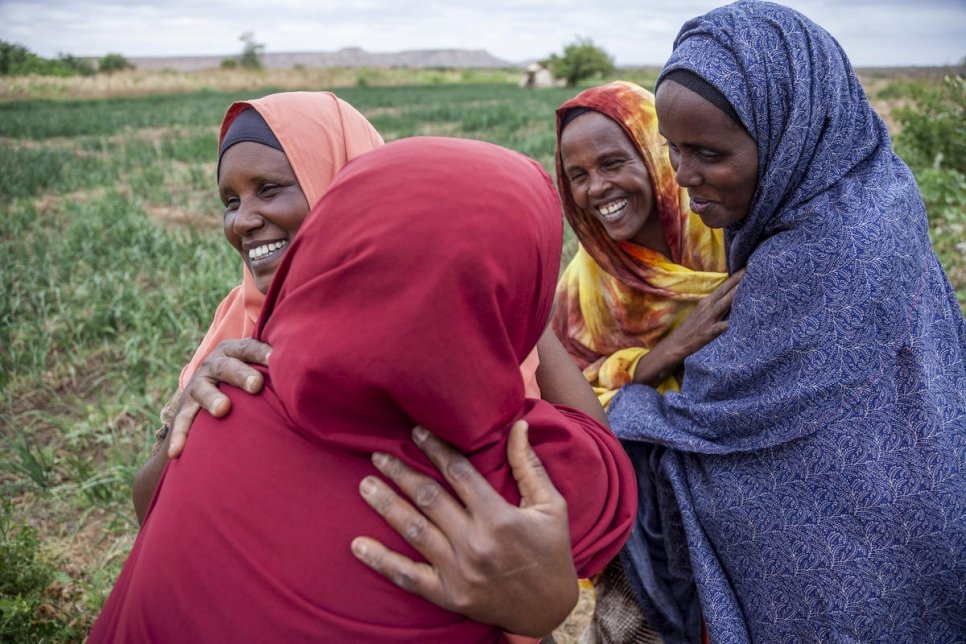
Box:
[1,72,963,641]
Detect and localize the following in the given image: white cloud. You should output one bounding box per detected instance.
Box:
[0,0,962,66]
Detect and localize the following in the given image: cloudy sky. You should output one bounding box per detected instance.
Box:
[2,0,963,67]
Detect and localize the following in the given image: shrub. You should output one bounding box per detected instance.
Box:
[544,37,615,87]
[98,53,134,74]
[894,74,966,222]
[0,504,79,642]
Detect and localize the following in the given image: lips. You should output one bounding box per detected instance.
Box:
[595,198,628,222]
[688,196,713,215]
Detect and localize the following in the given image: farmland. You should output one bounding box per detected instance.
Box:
[1,67,963,641]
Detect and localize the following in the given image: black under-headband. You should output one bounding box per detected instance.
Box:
[217,107,284,178]
[659,68,742,128]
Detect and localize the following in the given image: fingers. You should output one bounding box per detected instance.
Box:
[350,536,444,600]
[196,353,264,396]
[167,397,201,458]
[506,421,563,511]
[411,426,503,513]
[716,267,745,295]
[358,468,455,563]
[218,337,272,368]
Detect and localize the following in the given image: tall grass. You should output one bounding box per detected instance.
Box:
[0,76,962,641]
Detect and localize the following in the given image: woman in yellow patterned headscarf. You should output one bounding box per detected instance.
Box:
[553,81,739,408]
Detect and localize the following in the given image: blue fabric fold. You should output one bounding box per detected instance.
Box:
[612,2,966,642]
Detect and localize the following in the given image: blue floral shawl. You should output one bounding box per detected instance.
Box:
[610,2,966,642]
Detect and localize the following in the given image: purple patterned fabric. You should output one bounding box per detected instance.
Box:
[611,2,966,642]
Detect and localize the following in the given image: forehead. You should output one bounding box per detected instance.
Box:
[654,81,748,142]
[559,111,636,161]
[218,141,293,185]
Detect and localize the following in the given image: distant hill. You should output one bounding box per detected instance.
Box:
[128,47,517,71]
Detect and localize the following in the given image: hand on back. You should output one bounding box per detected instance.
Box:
[167,338,272,457]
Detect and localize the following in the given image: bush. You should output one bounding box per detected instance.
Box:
[98,53,134,73]
[0,504,79,641]
[544,37,615,87]
[0,40,94,77]
[894,74,965,173]
[894,74,966,221]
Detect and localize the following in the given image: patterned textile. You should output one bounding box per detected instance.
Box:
[611,2,966,643]
[552,82,727,408]
[579,559,663,644]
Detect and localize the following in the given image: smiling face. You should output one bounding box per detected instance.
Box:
[655,80,759,229]
[219,141,310,294]
[559,111,664,250]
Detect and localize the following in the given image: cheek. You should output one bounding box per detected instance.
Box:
[568,182,589,209]
[222,215,243,251]
[278,198,311,234]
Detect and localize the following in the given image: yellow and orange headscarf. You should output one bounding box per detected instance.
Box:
[552,81,727,407]
[179,92,385,388]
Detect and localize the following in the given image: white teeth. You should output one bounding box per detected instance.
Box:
[248,239,288,260]
[597,199,627,219]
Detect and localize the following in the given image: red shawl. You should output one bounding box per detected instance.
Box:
[91,138,635,643]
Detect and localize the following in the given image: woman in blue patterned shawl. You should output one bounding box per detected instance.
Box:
[609,1,966,642]
[340,1,965,641]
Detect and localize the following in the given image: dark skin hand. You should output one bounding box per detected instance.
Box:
[632,268,744,386]
[352,422,579,637]
[351,327,607,636]
[130,338,272,524]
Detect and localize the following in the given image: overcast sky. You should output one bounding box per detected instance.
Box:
[1,0,963,67]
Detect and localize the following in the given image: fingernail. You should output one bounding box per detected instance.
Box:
[360,477,377,496]
[351,539,367,558]
[412,426,428,443]
[372,452,388,468]
[245,376,258,392]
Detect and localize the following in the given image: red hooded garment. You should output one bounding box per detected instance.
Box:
[91,137,636,643]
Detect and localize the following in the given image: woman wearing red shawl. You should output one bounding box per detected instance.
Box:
[553,81,739,408]
[91,137,636,643]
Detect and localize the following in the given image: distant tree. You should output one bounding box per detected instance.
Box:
[99,53,134,73]
[239,32,264,70]
[56,53,95,76]
[544,37,615,87]
[0,40,32,75]
[221,58,238,69]
[0,41,95,76]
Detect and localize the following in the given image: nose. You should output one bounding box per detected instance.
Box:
[231,198,263,236]
[674,155,700,188]
[588,171,609,198]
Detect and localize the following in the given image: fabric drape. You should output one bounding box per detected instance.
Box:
[611,3,966,642]
[91,137,637,643]
[552,81,727,407]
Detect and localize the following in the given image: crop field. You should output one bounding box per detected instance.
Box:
[1,69,962,641]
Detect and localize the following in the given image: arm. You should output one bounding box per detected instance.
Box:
[351,423,578,637]
[534,326,609,428]
[632,268,744,386]
[130,338,272,524]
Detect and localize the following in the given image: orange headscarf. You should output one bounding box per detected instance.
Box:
[552,81,727,407]
[178,92,384,388]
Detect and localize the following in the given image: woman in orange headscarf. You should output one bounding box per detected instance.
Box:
[132,91,384,520]
[553,81,740,408]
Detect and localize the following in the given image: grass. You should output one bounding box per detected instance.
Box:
[0,69,962,642]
